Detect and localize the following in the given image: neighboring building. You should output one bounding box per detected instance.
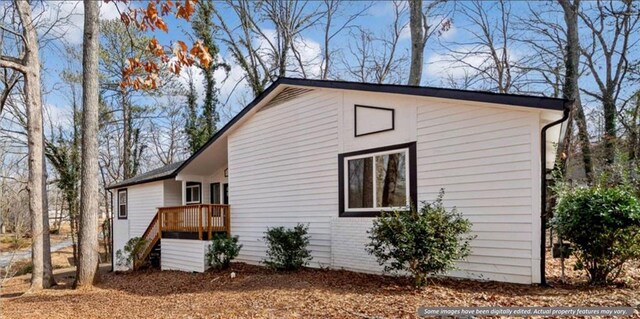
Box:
[107,78,569,284]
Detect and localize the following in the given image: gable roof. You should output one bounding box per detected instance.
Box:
[106,160,184,190]
[109,77,570,189]
[174,77,569,175]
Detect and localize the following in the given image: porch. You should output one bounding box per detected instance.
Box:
[134,204,230,269]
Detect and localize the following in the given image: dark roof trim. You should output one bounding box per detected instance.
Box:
[106,175,174,190]
[278,77,569,110]
[174,77,569,176]
[106,160,185,190]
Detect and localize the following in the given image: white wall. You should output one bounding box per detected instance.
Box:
[161,239,209,272]
[163,180,182,207]
[112,181,165,269]
[330,92,544,284]
[227,89,340,267]
[415,99,541,284]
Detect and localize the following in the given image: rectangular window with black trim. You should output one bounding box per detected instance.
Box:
[186,182,201,204]
[118,189,127,219]
[339,142,416,217]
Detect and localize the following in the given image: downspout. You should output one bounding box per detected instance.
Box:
[539,102,571,286]
[108,189,114,272]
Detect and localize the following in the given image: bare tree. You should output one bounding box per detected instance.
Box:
[558,0,594,183]
[76,0,100,288]
[579,0,640,166]
[213,0,324,96]
[0,0,54,290]
[341,1,409,84]
[318,0,371,80]
[150,98,187,166]
[408,0,449,86]
[442,0,528,93]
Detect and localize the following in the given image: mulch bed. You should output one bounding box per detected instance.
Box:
[1,257,639,319]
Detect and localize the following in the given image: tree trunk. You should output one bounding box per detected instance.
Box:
[13,0,46,291]
[602,96,616,166]
[408,0,425,86]
[122,93,131,179]
[42,153,56,287]
[76,0,101,288]
[559,0,594,184]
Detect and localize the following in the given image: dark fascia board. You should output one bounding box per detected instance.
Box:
[174,77,570,176]
[105,175,174,190]
[278,77,569,111]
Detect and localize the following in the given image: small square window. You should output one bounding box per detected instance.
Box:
[186,182,201,204]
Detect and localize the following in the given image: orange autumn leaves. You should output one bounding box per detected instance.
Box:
[114,0,213,90]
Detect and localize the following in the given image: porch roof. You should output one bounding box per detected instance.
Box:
[106,160,184,190]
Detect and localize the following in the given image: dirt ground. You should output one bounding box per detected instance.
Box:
[1,255,639,319]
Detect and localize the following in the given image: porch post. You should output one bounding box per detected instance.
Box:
[181,180,186,205]
[198,205,203,240]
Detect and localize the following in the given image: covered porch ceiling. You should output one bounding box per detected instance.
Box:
[177,136,228,178]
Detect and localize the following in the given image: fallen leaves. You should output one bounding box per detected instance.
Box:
[2,257,638,319]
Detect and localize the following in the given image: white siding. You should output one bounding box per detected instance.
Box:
[161,239,208,272]
[331,218,381,273]
[112,181,164,270]
[163,180,182,206]
[112,217,129,271]
[227,89,340,267]
[416,100,540,284]
[127,181,164,237]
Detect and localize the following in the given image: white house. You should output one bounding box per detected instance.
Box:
[107,78,569,284]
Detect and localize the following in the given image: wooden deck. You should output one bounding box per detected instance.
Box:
[134,204,230,269]
[159,204,231,240]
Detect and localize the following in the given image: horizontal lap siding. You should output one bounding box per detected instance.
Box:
[163,180,182,206]
[127,182,164,238]
[228,90,340,267]
[161,239,207,272]
[417,102,537,284]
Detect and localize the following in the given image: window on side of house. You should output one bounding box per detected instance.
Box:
[185,182,201,204]
[340,142,416,217]
[210,183,221,204]
[118,189,127,219]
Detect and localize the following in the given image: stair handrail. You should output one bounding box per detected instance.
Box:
[133,209,161,270]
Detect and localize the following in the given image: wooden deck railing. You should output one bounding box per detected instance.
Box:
[133,211,160,270]
[132,204,230,269]
[158,204,231,240]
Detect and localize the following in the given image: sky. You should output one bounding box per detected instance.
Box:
[5,1,637,145]
[34,1,473,127]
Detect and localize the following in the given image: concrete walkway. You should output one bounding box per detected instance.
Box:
[0,239,73,267]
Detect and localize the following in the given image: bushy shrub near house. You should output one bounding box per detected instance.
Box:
[553,186,640,284]
[367,190,474,286]
[206,234,242,269]
[115,237,146,269]
[263,224,312,271]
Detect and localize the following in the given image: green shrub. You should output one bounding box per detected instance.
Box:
[115,237,146,269]
[206,234,242,269]
[263,224,312,271]
[553,186,640,284]
[366,190,474,286]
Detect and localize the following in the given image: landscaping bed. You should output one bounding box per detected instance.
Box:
[1,256,638,319]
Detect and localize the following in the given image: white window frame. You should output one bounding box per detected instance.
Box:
[343,148,410,212]
[118,189,127,219]
[185,183,201,204]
